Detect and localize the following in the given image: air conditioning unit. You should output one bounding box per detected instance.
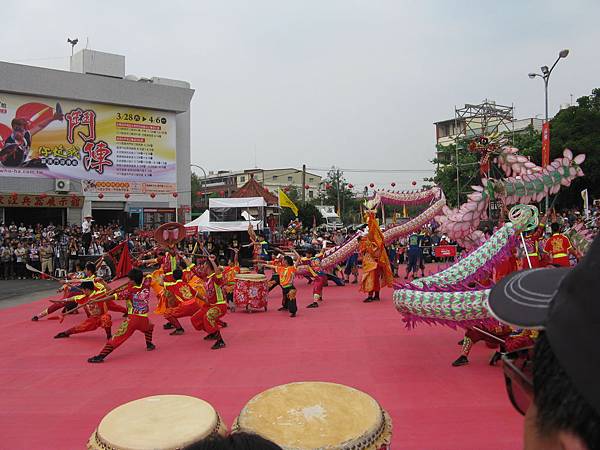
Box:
[55,179,71,192]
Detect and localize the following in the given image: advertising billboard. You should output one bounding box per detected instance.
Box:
[0,93,176,193]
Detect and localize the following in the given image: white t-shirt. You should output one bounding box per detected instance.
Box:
[82,220,91,234]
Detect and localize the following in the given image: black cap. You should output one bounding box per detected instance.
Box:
[488,234,600,415]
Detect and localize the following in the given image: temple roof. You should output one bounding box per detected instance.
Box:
[231,174,278,205]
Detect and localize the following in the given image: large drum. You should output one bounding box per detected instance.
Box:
[234,273,269,311]
[232,382,392,449]
[87,395,227,450]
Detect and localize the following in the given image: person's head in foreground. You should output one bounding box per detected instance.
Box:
[489,235,600,449]
[185,432,282,450]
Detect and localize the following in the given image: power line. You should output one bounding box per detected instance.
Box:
[306,167,435,173]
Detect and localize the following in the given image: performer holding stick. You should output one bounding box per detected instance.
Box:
[53,281,113,340]
[263,256,298,318]
[87,269,156,363]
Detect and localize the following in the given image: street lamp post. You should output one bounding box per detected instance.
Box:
[191,164,208,211]
[528,49,569,212]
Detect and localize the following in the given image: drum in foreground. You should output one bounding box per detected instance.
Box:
[87,394,227,450]
[233,382,392,449]
[234,273,269,311]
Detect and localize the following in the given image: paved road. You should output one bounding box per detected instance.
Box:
[0,279,59,310]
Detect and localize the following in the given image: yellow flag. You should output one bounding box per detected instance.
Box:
[279,189,299,216]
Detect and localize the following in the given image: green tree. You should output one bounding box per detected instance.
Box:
[430,141,480,208]
[280,203,324,229]
[191,172,204,213]
[318,167,361,223]
[517,88,600,208]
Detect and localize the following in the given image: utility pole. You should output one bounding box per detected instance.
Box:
[336,168,341,217]
[301,164,306,203]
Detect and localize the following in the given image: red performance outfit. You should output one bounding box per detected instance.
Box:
[544,232,573,267]
[89,277,155,362]
[222,264,240,308]
[55,290,112,339]
[521,223,545,269]
[304,255,327,308]
[163,279,202,332]
[190,272,227,335]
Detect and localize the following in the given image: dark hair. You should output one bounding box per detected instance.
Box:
[551,222,560,233]
[184,432,282,450]
[284,256,294,266]
[80,281,95,291]
[128,268,144,285]
[173,268,183,280]
[85,262,96,274]
[11,118,27,128]
[533,332,600,447]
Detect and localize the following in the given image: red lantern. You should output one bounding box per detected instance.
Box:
[98,193,104,199]
[348,183,353,189]
[11,192,17,197]
[325,183,332,190]
[391,182,396,187]
[219,190,225,196]
[196,191,203,197]
[304,184,309,190]
[283,186,289,192]
[412,181,417,186]
[150,193,156,199]
[124,193,130,199]
[369,183,374,188]
[172,192,178,198]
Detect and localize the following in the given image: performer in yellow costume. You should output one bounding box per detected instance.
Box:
[359,211,394,302]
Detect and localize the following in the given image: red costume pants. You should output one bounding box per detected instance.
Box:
[107,300,127,314]
[108,315,154,350]
[164,302,201,329]
[551,256,570,267]
[312,274,327,300]
[66,314,112,336]
[191,303,227,334]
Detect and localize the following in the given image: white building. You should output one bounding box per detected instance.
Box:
[0,49,194,230]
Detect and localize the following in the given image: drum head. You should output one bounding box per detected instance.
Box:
[90,395,224,450]
[234,382,391,449]
[235,273,267,281]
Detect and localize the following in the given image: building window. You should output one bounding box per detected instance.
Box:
[240,176,245,183]
[309,177,314,182]
[308,190,314,198]
[287,176,293,182]
[272,175,278,180]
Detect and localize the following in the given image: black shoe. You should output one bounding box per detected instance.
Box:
[169,328,184,335]
[307,302,319,308]
[219,321,228,328]
[452,355,469,367]
[489,352,502,366]
[363,297,373,303]
[163,322,175,330]
[31,316,39,321]
[54,332,69,339]
[277,307,288,311]
[372,296,380,301]
[204,332,218,341]
[458,339,464,346]
[87,355,105,363]
[146,343,156,351]
[211,339,226,350]
[290,313,296,318]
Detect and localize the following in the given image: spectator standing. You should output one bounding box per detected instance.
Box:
[40,240,54,276]
[14,242,27,279]
[82,216,93,255]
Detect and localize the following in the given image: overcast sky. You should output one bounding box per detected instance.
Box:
[2,0,599,188]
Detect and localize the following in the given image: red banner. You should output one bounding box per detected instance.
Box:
[542,122,550,168]
[0,193,83,208]
[185,226,198,237]
[434,245,457,258]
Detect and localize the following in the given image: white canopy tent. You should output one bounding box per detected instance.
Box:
[185,197,264,233]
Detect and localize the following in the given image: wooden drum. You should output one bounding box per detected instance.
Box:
[232,382,392,449]
[233,273,269,311]
[87,395,227,450]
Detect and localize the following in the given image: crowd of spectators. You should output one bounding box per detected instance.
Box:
[0,221,128,280]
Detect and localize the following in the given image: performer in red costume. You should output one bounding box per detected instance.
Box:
[452,322,513,367]
[264,256,298,318]
[53,281,112,340]
[222,249,240,311]
[359,212,394,303]
[162,269,203,335]
[302,249,327,309]
[544,222,577,267]
[190,255,227,349]
[87,269,156,363]
[520,221,546,269]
